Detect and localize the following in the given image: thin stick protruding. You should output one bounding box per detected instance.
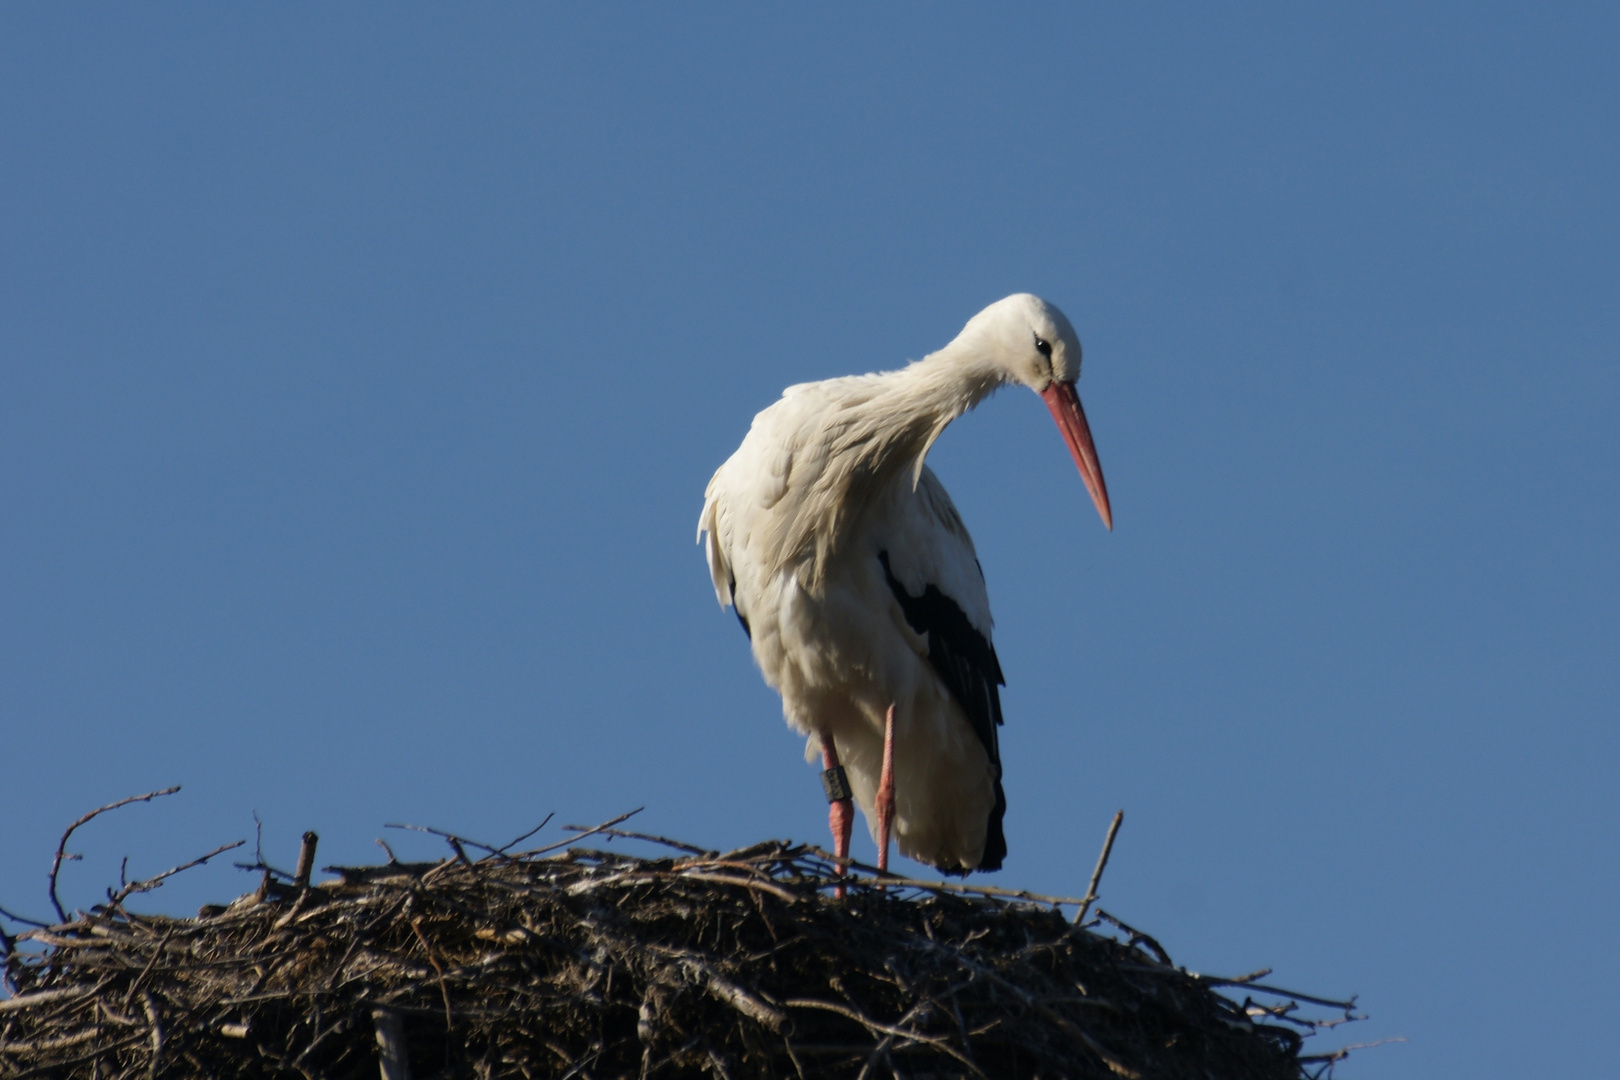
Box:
[49,787,181,923]
[1075,810,1123,925]
[107,841,246,908]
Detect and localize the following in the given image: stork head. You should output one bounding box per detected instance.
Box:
[961,294,1113,530]
[962,293,1084,388]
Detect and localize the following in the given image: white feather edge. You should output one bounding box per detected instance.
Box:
[911,419,949,491]
[697,495,732,607]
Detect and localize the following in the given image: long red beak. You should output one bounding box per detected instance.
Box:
[1040,381,1113,530]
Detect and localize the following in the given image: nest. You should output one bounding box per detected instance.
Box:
[2,812,1357,1080]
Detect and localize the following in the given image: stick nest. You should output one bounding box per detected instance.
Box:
[2,832,1353,1079]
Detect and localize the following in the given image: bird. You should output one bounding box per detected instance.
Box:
[697,294,1112,879]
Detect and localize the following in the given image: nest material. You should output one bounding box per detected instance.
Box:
[2,831,1351,1080]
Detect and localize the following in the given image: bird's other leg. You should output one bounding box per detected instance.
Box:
[875,704,896,875]
[820,734,854,899]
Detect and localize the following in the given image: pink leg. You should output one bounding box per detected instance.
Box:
[820,735,854,898]
[875,705,896,874]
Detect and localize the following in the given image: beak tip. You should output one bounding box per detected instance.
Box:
[1041,381,1113,534]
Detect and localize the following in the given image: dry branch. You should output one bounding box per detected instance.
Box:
[292,831,319,889]
[47,787,180,922]
[1076,809,1124,925]
[106,840,246,908]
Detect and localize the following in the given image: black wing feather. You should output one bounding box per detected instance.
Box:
[878,550,1008,872]
[730,575,752,640]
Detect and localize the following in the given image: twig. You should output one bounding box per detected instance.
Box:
[706,1048,735,1080]
[1298,1035,1406,1063]
[693,966,788,1032]
[1076,810,1123,925]
[1200,978,1359,1013]
[122,930,174,1010]
[106,841,246,907]
[140,991,163,1079]
[409,918,454,1030]
[49,786,181,922]
[4,1031,149,1080]
[565,825,715,857]
[252,811,266,868]
[674,872,801,906]
[1215,967,1272,985]
[856,1000,932,1080]
[1093,909,1174,967]
[234,857,294,881]
[0,986,97,1015]
[385,823,504,858]
[0,901,50,929]
[235,812,295,881]
[492,813,556,857]
[782,999,987,1079]
[509,807,646,859]
[269,888,310,930]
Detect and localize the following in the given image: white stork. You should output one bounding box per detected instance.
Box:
[698,294,1112,878]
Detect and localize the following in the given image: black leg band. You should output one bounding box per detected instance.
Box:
[821,765,852,803]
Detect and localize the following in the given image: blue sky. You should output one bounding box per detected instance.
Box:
[2,6,1615,1076]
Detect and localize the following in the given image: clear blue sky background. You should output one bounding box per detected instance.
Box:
[3,6,1615,1076]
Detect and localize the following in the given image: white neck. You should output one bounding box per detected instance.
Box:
[855,331,1009,489]
[897,335,1008,424]
[751,329,1014,591]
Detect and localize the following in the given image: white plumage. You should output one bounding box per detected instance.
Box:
[699,294,1111,875]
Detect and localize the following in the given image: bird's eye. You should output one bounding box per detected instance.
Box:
[1033,336,1052,358]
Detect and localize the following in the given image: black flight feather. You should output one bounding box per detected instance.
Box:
[729,575,752,639]
[878,550,1008,872]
